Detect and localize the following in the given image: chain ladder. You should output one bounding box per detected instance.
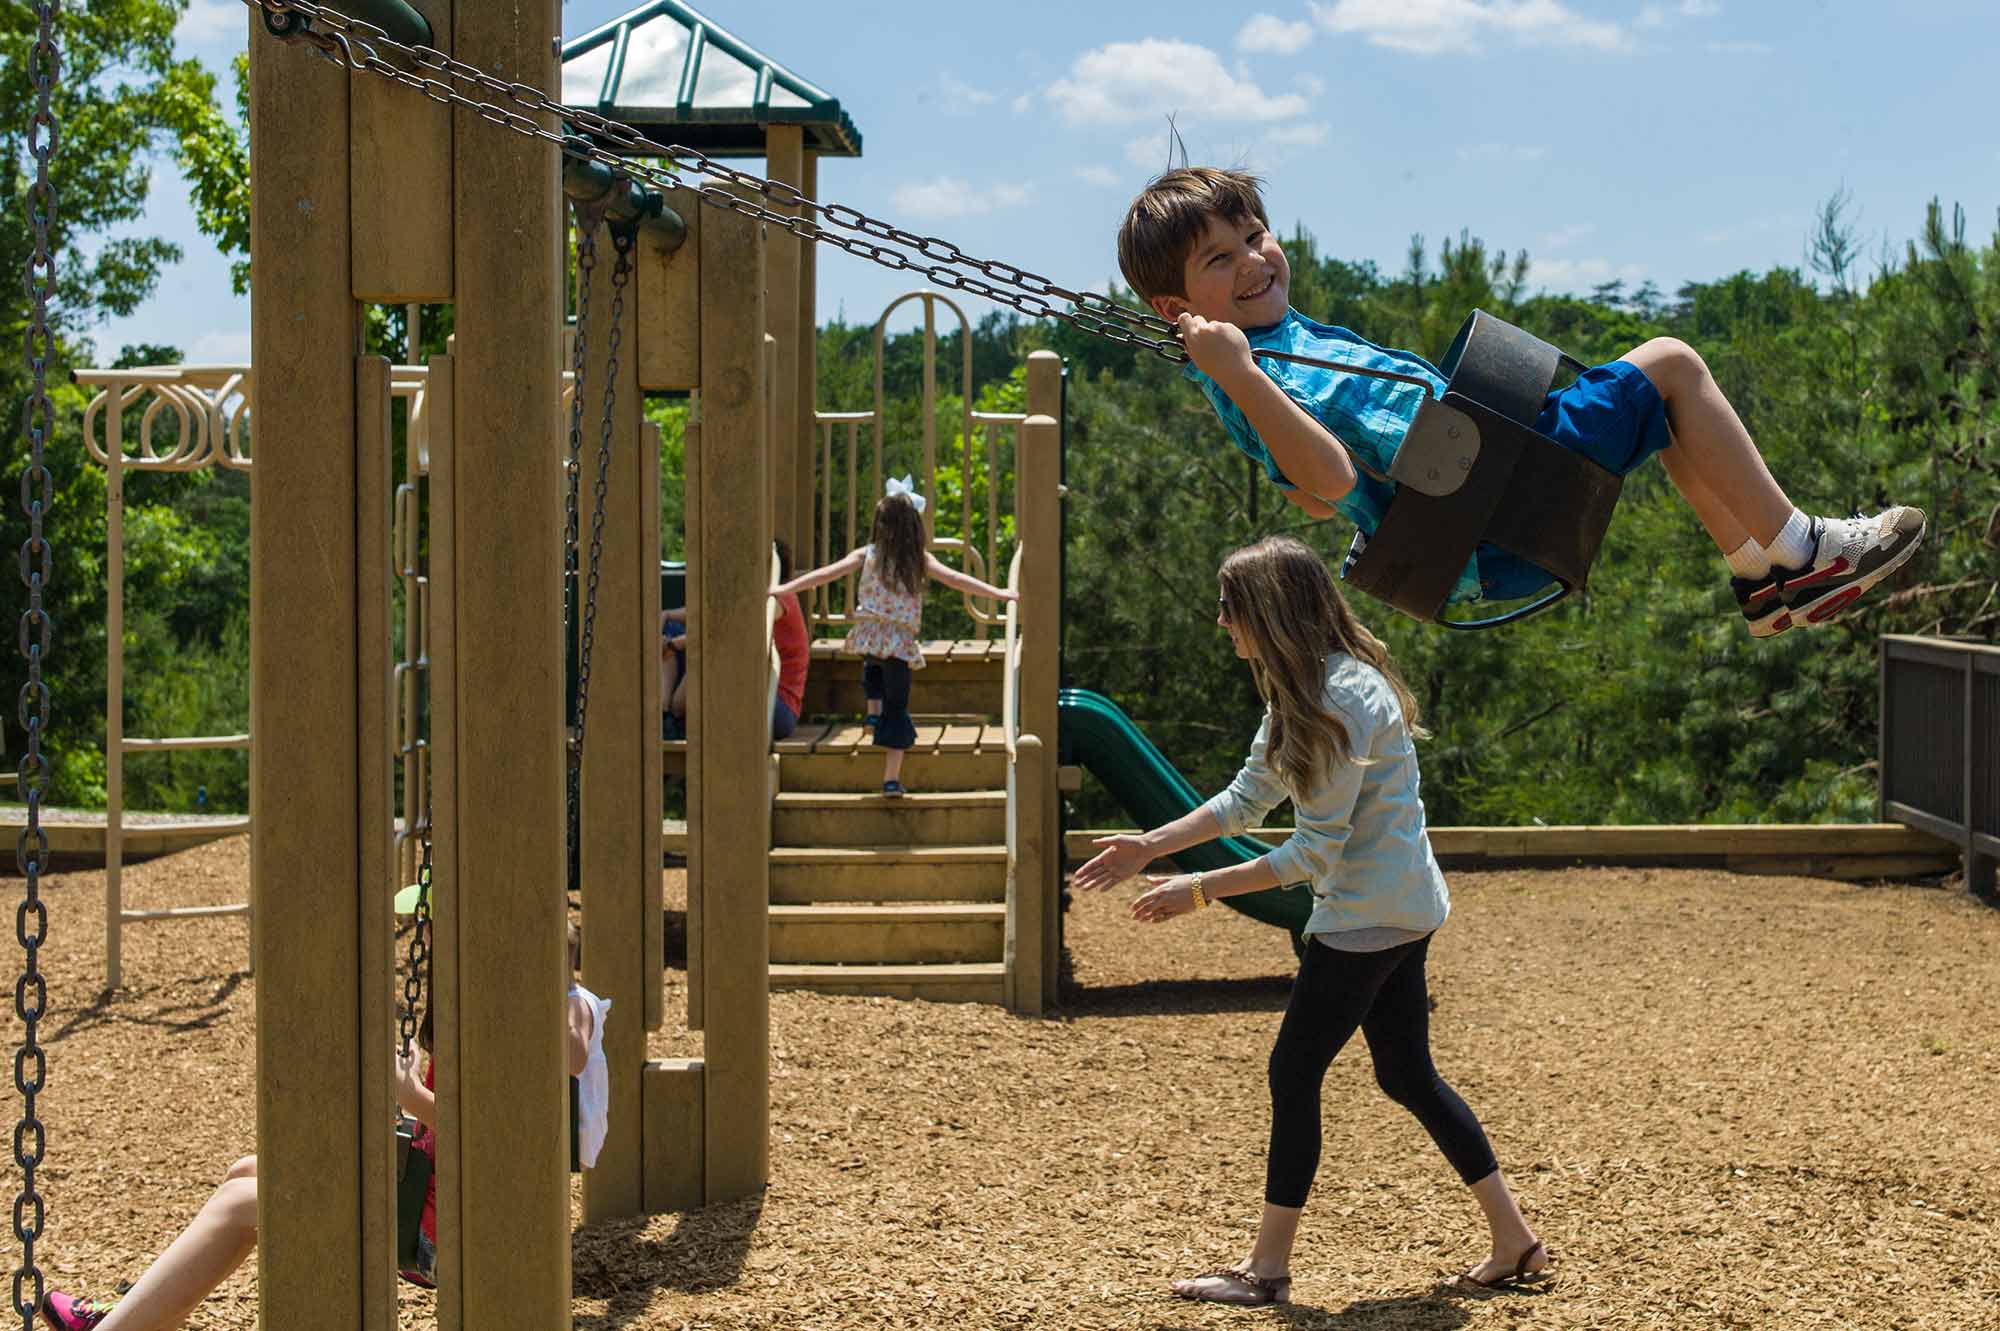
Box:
[14,3,60,1326]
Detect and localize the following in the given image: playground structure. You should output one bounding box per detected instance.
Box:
[221,1,1070,1326]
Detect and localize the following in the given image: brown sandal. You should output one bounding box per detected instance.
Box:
[1171,1267,1292,1306]
[1459,1238,1553,1290]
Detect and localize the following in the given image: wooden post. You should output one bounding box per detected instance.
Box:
[104,385,124,989]
[355,357,399,1330]
[248,15,372,1328]
[1017,400,1061,1013]
[693,200,770,1201]
[1006,735,1046,1015]
[578,217,654,1224]
[442,0,569,1323]
[765,127,804,558]
[795,151,819,563]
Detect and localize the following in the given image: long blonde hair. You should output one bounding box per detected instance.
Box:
[1218,536,1426,792]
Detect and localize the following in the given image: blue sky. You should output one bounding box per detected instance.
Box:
[95,0,2000,364]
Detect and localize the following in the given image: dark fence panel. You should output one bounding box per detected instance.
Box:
[1880,635,2000,896]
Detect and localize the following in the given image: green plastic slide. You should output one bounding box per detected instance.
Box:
[1058,688,1314,947]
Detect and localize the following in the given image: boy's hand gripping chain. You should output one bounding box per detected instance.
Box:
[14,2,60,1327]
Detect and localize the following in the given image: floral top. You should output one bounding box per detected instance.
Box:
[844,544,926,669]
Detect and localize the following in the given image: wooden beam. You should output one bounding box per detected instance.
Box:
[1016,392,1061,1013]
[642,1059,704,1212]
[444,0,569,1324]
[248,14,369,1328]
[764,127,804,562]
[351,0,453,300]
[694,198,770,1203]
[578,213,650,1225]
[795,151,818,563]
[637,185,701,391]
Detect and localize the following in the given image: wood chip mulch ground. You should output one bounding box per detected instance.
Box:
[9,837,1998,1329]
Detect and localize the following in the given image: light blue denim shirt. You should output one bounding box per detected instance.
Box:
[1184,309,1522,604]
[1201,653,1449,938]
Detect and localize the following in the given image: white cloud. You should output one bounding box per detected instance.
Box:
[1309,0,1628,56]
[1265,121,1331,147]
[177,0,243,44]
[891,176,1031,221]
[1296,73,1327,96]
[939,72,997,110]
[1046,39,1309,125]
[1073,165,1122,187]
[1011,92,1033,113]
[1456,142,1551,164]
[1681,0,1721,15]
[1530,256,1647,291]
[1707,39,1772,54]
[1641,0,1720,28]
[1237,14,1316,55]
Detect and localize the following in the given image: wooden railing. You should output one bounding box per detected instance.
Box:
[1880,634,1999,896]
[808,290,1021,640]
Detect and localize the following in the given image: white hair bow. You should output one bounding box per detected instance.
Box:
[885,474,928,514]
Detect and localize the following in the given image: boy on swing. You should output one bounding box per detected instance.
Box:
[1117,168,1925,634]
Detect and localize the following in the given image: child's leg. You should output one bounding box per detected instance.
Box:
[1359,941,1545,1284]
[874,659,915,790]
[1621,338,1792,547]
[97,1157,259,1331]
[861,659,884,724]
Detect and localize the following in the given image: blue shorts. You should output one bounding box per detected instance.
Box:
[1475,358,1671,601]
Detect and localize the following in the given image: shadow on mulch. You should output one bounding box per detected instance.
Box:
[1061,973,1294,1018]
[572,1195,762,1327]
[1145,1285,1478,1329]
[48,969,249,1041]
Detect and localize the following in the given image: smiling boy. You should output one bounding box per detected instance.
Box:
[1117,167,1925,633]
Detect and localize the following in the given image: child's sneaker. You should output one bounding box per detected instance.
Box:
[40,1291,113,1330]
[882,780,905,798]
[1731,573,1793,638]
[1777,507,1926,627]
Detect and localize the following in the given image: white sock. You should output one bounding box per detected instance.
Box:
[1723,539,1770,579]
[1766,508,1815,569]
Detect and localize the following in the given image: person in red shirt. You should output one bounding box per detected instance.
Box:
[769,539,810,741]
[662,540,810,742]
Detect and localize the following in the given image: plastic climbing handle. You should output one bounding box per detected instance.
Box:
[1058,688,1316,939]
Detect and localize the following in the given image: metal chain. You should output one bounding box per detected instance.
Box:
[397,811,432,1056]
[14,4,60,1326]
[570,228,632,814]
[562,215,599,883]
[239,0,1187,355]
[242,0,1446,414]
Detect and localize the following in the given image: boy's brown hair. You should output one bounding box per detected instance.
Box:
[1117,167,1271,303]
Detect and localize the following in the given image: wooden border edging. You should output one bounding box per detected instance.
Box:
[1062,823,1959,881]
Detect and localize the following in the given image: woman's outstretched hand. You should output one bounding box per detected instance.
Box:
[1130,875,1200,923]
[1073,833,1151,893]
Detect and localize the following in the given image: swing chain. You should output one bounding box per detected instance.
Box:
[562,211,600,880]
[14,2,59,1324]
[570,227,632,810]
[240,0,1188,359]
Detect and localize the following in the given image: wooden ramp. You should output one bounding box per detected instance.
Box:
[0,806,249,872]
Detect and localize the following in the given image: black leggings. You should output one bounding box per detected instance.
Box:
[1265,933,1497,1208]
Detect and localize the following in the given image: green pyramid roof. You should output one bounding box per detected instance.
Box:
[561,0,862,158]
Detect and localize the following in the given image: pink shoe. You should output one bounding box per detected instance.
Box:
[40,1291,113,1330]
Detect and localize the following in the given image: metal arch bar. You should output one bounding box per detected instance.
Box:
[675,22,704,111]
[1433,580,1574,631]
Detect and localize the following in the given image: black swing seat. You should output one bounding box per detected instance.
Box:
[1343,311,1623,630]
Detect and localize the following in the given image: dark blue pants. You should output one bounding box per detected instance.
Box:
[861,656,915,749]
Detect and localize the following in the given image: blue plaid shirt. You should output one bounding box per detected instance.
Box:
[1185,309,1535,604]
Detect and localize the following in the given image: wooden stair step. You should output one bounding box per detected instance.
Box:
[769,843,1007,904]
[769,902,1004,965]
[768,961,1006,1004]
